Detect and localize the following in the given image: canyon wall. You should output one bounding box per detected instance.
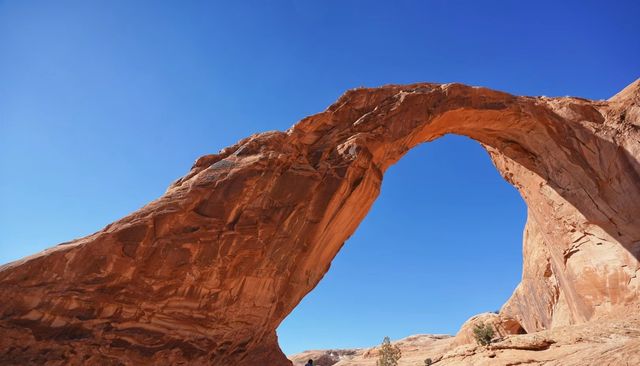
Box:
[1,80,638,365]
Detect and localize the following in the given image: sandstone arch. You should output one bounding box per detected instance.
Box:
[1,80,639,365]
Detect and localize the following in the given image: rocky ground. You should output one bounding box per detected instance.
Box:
[289,334,453,366]
[289,304,640,366]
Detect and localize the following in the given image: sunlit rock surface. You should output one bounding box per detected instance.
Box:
[289,304,640,366]
[1,79,639,365]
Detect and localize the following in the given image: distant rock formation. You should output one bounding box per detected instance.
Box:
[289,334,452,366]
[1,79,638,365]
[289,348,361,366]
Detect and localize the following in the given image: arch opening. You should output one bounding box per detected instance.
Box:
[277,134,527,355]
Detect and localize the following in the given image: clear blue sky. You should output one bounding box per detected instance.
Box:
[1,0,638,356]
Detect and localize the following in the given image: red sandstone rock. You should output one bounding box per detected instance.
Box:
[289,306,640,365]
[452,313,526,347]
[0,80,639,365]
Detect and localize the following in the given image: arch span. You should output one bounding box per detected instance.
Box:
[1,81,639,365]
[276,133,528,354]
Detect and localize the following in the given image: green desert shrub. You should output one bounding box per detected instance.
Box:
[376,336,401,366]
[424,358,433,365]
[472,322,495,346]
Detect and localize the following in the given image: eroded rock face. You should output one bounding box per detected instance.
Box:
[1,80,639,365]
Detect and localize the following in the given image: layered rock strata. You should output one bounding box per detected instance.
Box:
[1,79,639,365]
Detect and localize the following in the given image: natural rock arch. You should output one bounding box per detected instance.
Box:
[1,81,639,365]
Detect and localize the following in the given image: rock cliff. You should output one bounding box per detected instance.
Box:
[1,80,639,365]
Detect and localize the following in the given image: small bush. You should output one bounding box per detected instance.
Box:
[376,336,401,366]
[424,358,433,365]
[472,322,495,346]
